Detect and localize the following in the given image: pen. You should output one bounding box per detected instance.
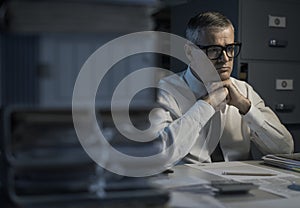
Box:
[222,171,277,176]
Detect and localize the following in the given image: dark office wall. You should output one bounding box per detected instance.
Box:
[0,109,3,204]
[0,34,39,202]
[0,33,39,107]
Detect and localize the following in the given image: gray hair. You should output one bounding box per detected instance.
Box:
[186,11,234,44]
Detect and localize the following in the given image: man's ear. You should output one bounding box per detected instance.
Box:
[184,43,193,62]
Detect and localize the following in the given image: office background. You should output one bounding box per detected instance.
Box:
[1,0,300,206]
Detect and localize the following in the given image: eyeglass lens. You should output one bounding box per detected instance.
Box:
[206,44,240,60]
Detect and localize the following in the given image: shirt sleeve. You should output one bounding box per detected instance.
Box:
[150,88,215,164]
[242,84,294,154]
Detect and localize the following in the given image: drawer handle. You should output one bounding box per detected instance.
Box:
[275,104,294,112]
[269,39,288,47]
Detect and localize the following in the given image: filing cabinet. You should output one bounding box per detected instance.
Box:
[239,0,300,125]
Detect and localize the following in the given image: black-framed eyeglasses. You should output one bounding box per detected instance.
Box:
[196,42,242,60]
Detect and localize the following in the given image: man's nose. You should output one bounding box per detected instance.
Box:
[219,50,230,62]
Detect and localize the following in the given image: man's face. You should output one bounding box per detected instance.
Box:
[198,26,235,81]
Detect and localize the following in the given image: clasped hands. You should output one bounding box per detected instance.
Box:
[202,79,251,114]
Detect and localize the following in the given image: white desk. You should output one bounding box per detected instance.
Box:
[155,161,300,208]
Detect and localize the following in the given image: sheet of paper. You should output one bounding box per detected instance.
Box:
[151,175,209,189]
[170,192,226,208]
[187,161,300,198]
[228,197,300,208]
[186,161,294,180]
[241,176,300,198]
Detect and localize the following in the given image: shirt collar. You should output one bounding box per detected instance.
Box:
[184,66,208,99]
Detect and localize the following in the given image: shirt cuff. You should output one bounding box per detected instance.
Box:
[196,99,215,113]
[192,100,215,125]
[242,104,264,129]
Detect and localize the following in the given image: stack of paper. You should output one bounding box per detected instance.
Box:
[262,153,300,172]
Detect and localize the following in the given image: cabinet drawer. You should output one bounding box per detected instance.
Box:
[247,62,300,124]
[240,0,300,61]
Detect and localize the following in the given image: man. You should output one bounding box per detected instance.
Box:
[153,11,293,163]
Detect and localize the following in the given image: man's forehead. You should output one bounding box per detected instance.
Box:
[198,26,234,42]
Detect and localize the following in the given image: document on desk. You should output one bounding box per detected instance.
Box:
[187,161,292,179]
[186,162,300,198]
[151,175,209,189]
[170,192,226,208]
[228,197,300,208]
[151,174,225,207]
